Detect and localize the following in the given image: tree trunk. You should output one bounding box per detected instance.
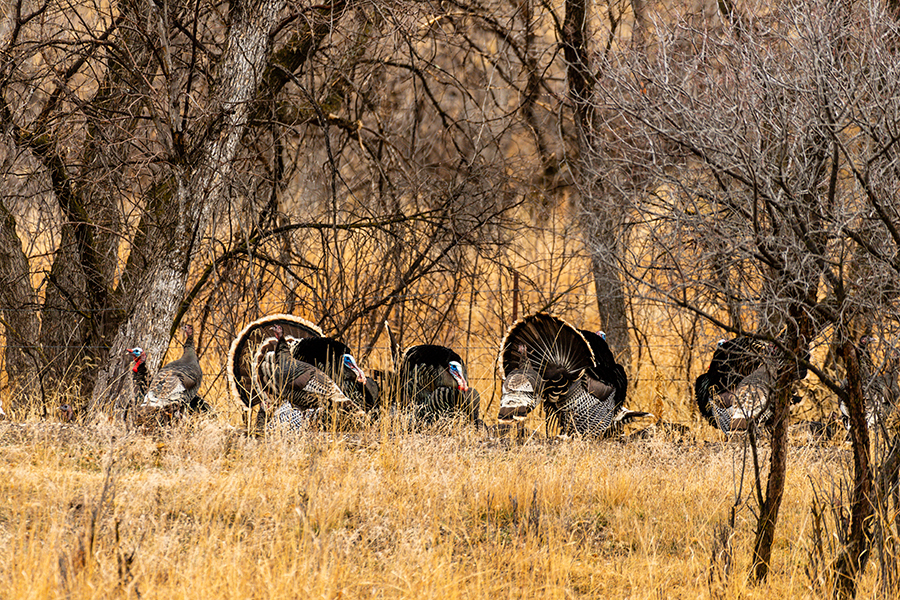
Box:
[750,312,811,582]
[0,201,42,411]
[563,0,633,371]
[91,0,288,412]
[832,338,873,599]
[750,363,793,582]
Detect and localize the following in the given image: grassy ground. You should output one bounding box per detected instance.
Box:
[0,413,867,599]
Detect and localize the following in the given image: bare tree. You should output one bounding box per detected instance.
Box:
[587,0,900,592]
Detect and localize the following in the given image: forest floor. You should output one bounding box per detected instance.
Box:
[0,414,871,599]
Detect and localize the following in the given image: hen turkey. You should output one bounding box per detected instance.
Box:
[143,324,203,410]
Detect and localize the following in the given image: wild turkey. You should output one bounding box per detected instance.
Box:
[227,314,323,428]
[261,324,361,431]
[398,344,481,424]
[498,313,650,437]
[580,331,627,408]
[695,336,805,433]
[839,336,900,431]
[126,347,149,402]
[143,324,203,410]
[291,336,379,413]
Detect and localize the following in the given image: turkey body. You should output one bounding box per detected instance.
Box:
[399,344,480,424]
[143,324,203,410]
[228,314,324,411]
[695,336,805,433]
[260,324,361,432]
[839,337,900,431]
[291,336,379,413]
[498,313,649,437]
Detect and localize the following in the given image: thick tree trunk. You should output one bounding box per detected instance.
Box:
[590,253,631,368]
[91,0,288,412]
[564,0,633,371]
[832,338,873,599]
[750,308,815,582]
[750,373,791,581]
[0,202,42,411]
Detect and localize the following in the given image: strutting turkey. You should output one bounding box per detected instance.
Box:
[695,336,806,433]
[839,336,900,431]
[498,313,651,437]
[227,314,324,430]
[398,344,481,425]
[262,324,362,432]
[143,324,204,411]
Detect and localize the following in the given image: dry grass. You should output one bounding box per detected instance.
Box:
[0,413,871,599]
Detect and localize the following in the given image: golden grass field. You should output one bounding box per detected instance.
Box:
[0,210,870,598]
[0,407,870,599]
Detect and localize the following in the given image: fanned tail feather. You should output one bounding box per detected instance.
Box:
[227,314,323,410]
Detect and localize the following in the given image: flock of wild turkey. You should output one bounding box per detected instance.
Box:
[122,312,898,439]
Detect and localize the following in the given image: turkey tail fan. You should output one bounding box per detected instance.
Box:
[227,314,323,410]
[695,373,718,427]
[498,313,594,379]
[498,313,594,394]
[708,336,771,391]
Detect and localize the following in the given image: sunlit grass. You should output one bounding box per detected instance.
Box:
[0,412,868,599]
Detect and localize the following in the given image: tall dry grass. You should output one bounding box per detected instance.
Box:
[0,412,867,599]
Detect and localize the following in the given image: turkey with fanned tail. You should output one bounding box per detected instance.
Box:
[695,336,805,433]
[498,313,651,437]
[399,344,481,425]
[261,324,363,432]
[227,314,324,430]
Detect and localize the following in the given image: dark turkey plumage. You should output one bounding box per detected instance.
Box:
[399,344,480,424]
[498,313,650,437]
[263,324,358,418]
[143,324,203,409]
[227,313,324,411]
[695,336,805,433]
[127,347,149,403]
[291,336,379,413]
[839,336,900,431]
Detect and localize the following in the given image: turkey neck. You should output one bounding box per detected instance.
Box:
[274,334,291,362]
[182,331,198,363]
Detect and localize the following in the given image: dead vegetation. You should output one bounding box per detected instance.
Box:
[0,410,879,599]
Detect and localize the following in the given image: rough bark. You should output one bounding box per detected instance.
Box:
[749,324,800,581]
[91,0,289,412]
[0,201,42,411]
[832,339,873,599]
[563,0,633,370]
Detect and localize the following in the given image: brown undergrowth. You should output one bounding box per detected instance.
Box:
[0,413,868,599]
